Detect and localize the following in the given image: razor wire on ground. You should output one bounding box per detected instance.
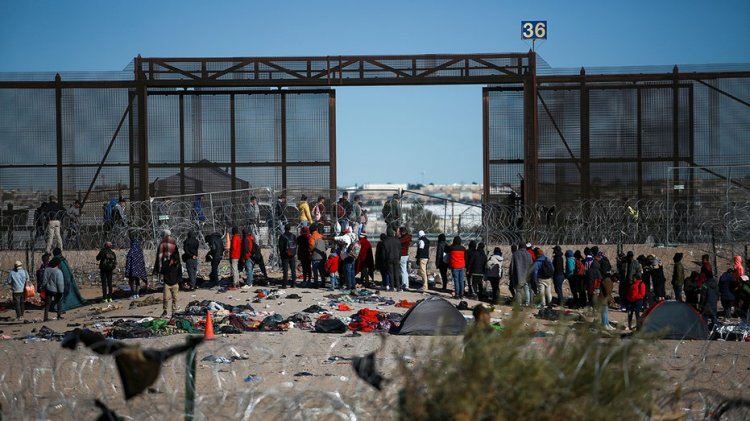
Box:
[3,188,750,284]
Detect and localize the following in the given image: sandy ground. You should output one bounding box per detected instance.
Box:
[0,246,748,420]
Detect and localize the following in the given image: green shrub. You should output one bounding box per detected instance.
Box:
[398,312,662,420]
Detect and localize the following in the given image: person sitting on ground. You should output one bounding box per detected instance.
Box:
[6,260,28,321]
[95,241,117,302]
[161,252,181,318]
[464,304,494,350]
[43,257,65,322]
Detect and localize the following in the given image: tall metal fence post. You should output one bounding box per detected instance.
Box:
[208,193,216,233]
[184,346,197,421]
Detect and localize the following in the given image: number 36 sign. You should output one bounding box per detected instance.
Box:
[521,21,547,40]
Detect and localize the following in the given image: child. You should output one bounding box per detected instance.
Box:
[325,251,340,291]
[626,277,646,331]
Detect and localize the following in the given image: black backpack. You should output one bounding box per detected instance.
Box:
[284,233,298,257]
[100,249,117,272]
[539,259,554,279]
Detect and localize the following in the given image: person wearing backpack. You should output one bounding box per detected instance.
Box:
[96,241,117,302]
[529,248,554,308]
[485,247,504,304]
[626,277,646,331]
[278,224,298,288]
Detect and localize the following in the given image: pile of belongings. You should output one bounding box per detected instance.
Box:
[347,308,402,332]
[107,317,196,339]
[713,321,750,341]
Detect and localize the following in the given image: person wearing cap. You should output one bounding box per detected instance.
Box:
[43,258,65,321]
[96,241,117,302]
[415,230,430,292]
[672,253,686,303]
[298,195,312,227]
[7,261,29,320]
[382,193,401,232]
[44,195,65,254]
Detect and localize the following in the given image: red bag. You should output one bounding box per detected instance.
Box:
[24,282,36,300]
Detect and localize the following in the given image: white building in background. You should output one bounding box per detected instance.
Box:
[360,183,408,191]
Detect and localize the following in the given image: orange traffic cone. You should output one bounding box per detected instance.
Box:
[204,309,215,340]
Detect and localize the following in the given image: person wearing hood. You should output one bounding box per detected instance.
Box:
[298,195,312,227]
[468,242,488,299]
[415,230,430,291]
[204,231,224,285]
[672,253,686,302]
[356,231,375,287]
[53,247,86,311]
[310,226,327,288]
[7,261,29,320]
[446,236,467,300]
[717,267,736,318]
[486,248,504,304]
[510,242,533,306]
[733,255,745,281]
[43,257,65,321]
[435,234,449,292]
[96,241,117,302]
[552,246,565,306]
[297,226,312,285]
[229,227,242,288]
[701,272,719,325]
[183,231,199,290]
[585,251,603,308]
[125,232,148,298]
[529,248,553,308]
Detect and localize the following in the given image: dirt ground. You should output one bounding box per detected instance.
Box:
[0,245,748,420]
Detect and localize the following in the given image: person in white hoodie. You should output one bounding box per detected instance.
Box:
[6,261,29,320]
[485,247,504,304]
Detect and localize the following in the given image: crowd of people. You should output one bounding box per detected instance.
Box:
[8,191,750,330]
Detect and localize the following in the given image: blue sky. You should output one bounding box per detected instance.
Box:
[2,0,749,186]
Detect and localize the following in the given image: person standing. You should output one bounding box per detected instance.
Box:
[35,253,51,295]
[375,233,388,289]
[44,195,64,254]
[382,193,401,232]
[467,242,487,299]
[337,192,353,232]
[278,224,298,288]
[124,232,148,299]
[325,251,340,290]
[382,231,402,291]
[585,252,603,309]
[415,230,430,292]
[435,234,449,292]
[53,247,86,311]
[274,195,288,238]
[183,231,199,290]
[229,227,242,288]
[239,228,255,287]
[446,236,467,300]
[672,253,686,302]
[310,226,327,288]
[312,196,326,224]
[626,277,646,331]
[247,196,261,242]
[701,273,719,325]
[297,226,313,285]
[718,267,736,318]
[65,200,82,250]
[398,227,412,291]
[356,231,375,287]
[153,230,180,305]
[359,208,368,236]
[350,196,362,235]
[161,252,181,318]
[510,242,533,306]
[334,227,358,290]
[205,231,224,285]
[43,258,65,321]
[96,241,117,302]
[6,261,28,320]
[733,255,745,281]
[552,246,565,306]
[485,248,504,304]
[298,195,312,227]
[530,248,553,308]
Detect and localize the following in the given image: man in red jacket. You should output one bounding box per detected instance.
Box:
[446,236,467,299]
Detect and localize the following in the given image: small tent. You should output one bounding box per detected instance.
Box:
[395,296,467,336]
[639,301,709,339]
